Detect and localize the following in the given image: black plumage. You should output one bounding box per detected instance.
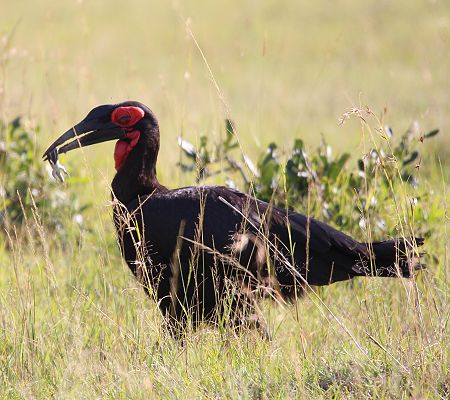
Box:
[44,101,424,333]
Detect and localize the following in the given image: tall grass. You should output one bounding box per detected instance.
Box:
[1,106,448,399]
[0,0,449,398]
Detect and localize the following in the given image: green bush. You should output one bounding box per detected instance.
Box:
[0,116,89,239]
[178,118,439,239]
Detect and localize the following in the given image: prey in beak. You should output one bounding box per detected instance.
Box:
[46,150,68,183]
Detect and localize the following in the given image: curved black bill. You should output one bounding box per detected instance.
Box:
[43,119,124,161]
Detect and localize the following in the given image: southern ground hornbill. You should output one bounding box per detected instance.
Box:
[44,101,424,334]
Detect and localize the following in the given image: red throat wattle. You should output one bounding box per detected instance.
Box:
[114,130,140,170]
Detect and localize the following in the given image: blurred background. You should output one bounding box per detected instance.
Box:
[1,2,449,397]
[1,0,448,191]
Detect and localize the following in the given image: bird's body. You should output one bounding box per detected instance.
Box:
[44,101,424,334]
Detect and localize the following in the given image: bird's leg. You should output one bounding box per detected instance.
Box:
[222,286,272,340]
[162,310,188,340]
[245,297,272,341]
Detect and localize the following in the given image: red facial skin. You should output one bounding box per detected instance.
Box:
[111,106,144,170]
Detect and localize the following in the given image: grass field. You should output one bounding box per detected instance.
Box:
[0,1,449,398]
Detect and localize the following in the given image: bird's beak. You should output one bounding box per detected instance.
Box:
[43,118,125,161]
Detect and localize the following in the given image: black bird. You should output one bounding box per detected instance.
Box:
[44,101,424,333]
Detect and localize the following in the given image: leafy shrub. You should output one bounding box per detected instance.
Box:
[0,116,89,239]
[178,115,438,238]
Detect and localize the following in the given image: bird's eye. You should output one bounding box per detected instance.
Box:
[118,114,131,124]
[112,106,145,127]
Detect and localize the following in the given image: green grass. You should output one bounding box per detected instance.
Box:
[0,1,449,398]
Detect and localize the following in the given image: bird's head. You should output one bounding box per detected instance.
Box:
[43,101,159,171]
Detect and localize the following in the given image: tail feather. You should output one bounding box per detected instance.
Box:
[354,237,425,278]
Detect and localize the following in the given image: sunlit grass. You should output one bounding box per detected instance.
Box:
[0,0,449,398]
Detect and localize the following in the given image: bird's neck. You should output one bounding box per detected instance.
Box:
[111,127,167,204]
